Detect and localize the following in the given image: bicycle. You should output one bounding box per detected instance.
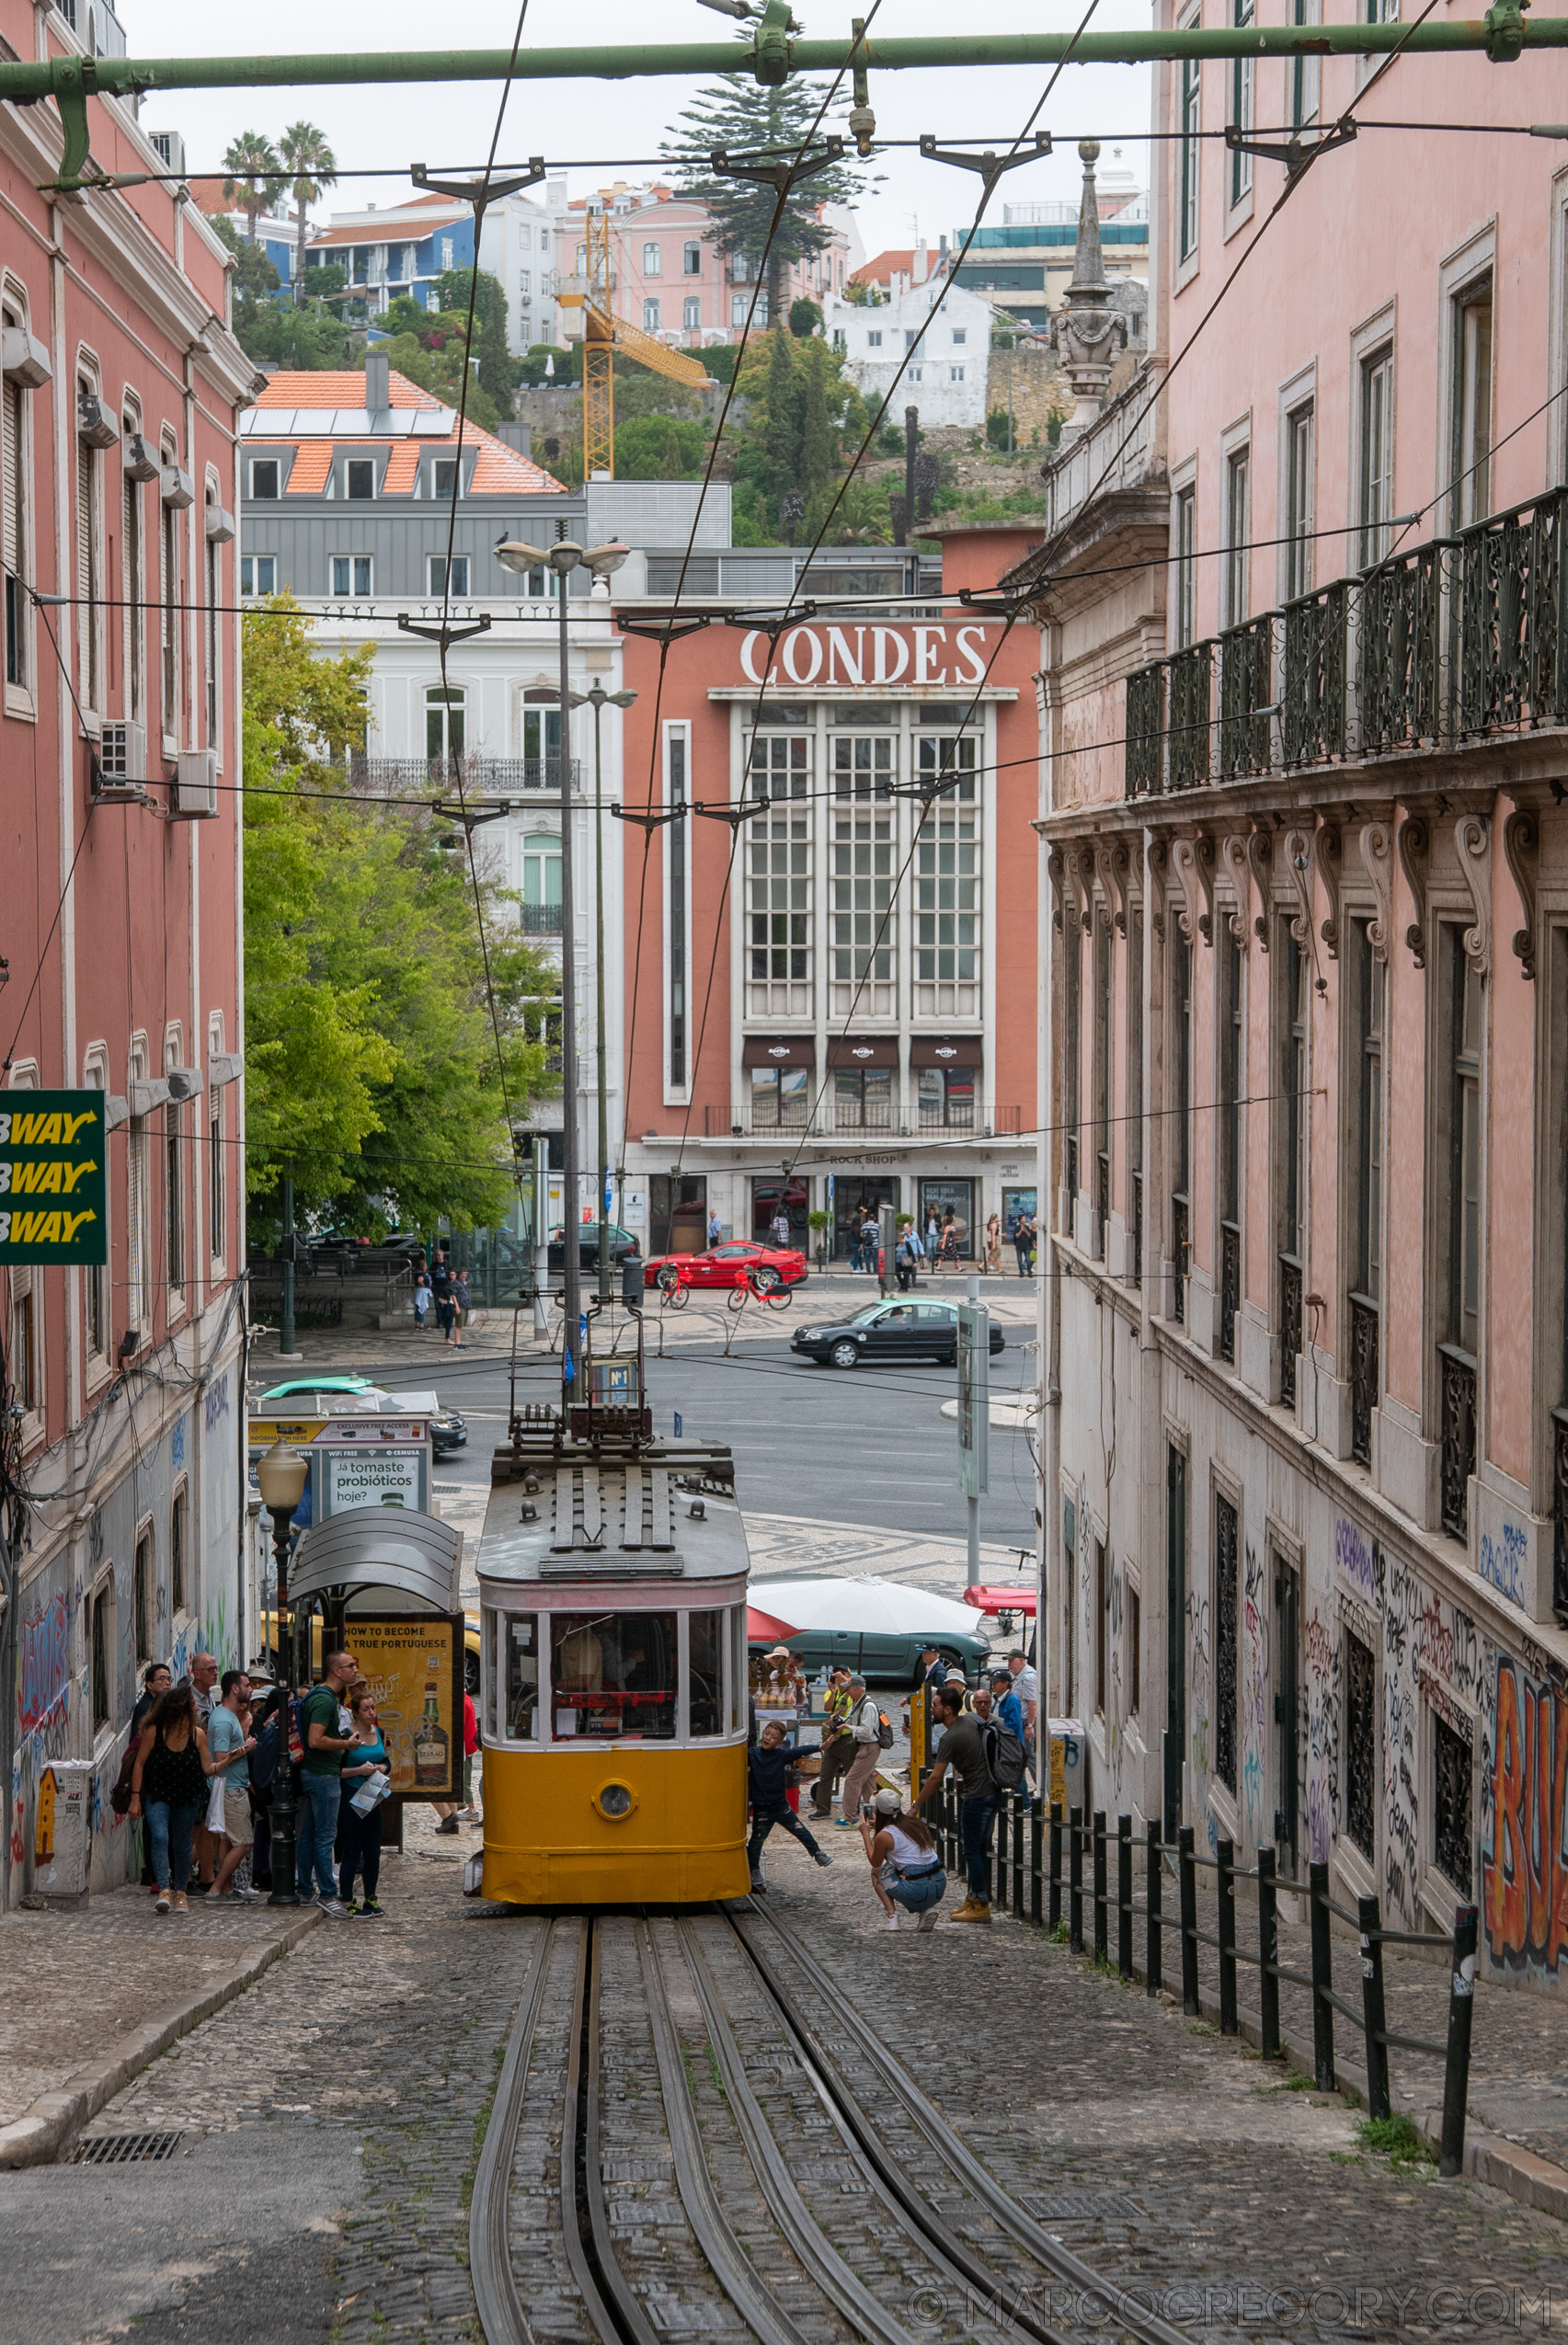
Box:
[655,1262,692,1311]
[728,1265,794,1312]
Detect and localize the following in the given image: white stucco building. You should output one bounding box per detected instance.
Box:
[824,275,998,431]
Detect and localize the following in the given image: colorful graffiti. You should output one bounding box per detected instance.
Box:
[17,1591,69,1735]
[1478,1517,1528,1611]
[1303,1609,1339,1864]
[1483,1653,1568,1976]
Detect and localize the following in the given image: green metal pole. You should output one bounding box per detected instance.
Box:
[593,692,610,1310]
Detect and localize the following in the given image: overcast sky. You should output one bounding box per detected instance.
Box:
[130,0,1152,260]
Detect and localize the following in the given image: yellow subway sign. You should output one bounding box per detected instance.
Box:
[0,1092,107,1264]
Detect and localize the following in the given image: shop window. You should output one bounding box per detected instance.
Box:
[750,1173,807,1245]
[918,1178,974,1257]
[648,1173,706,1256]
[750,1065,809,1129]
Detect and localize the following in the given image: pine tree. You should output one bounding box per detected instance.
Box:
[799,337,835,506]
[659,421,688,479]
[761,329,803,506]
[662,36,869,326]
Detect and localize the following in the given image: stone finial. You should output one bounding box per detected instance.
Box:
[1048,136,1128,429]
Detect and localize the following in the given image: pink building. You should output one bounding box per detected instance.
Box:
[0,0,252,1904]
[573,182,853,346]
[1013,24,1568,1988]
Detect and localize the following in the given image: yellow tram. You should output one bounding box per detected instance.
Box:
[475,1345,750,1905]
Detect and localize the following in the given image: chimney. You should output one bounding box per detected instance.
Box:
[496,421,533,457]
[364,349,391,412]
[915,239,929,284]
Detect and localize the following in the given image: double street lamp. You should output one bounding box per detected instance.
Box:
[256,1436,308,1907]
[494,534,628,1402]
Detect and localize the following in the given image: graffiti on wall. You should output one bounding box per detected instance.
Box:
[1241,1543,1269,1850]
[1482,1652,1568,1977]
[1303,1609,1340,1864]
[1478,1518,1528,1611]
[17,1592,69,1736]
[1335,1516,1377,1607]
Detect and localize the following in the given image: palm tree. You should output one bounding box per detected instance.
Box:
[278,121,338,309]
[221,130,281,245]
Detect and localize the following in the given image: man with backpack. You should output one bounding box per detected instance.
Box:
[910,1681,1024,1923]
[836,1675,888,1827]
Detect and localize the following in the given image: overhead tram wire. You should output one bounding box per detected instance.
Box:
[670,0,1104,1189]
[620,6,887,1177]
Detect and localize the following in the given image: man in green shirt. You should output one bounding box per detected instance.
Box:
[297,1647,360,1914]
[810,1667,856,1821]
[910,1683,998,1924]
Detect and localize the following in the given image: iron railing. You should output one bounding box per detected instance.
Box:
[1279,1253,1302,1410]
[1219,613,1275,780]
[1095,1146,1110,1258]
[349,754,580,793]
[924,1786,1479,2178]
[1129,1167,1142,1288]
[521,902,565,935]
[1063,1131,1079,1228]
[1350,1293,1379,1468]
[1168,640,1213,790]
[1438,1343,1477,1542]
[1219,1219,1241,1364]
[1121,486,1568,794]
[705,1099,1021,1138]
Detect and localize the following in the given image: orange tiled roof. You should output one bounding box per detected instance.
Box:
[258,369,565,495]
[285,442,334,494]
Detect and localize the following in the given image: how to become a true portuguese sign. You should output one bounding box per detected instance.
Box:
[0,1092,108,1265]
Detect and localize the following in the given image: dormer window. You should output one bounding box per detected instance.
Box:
[433,457,459,499]
[346,458,375,500]
[250,458,280,499]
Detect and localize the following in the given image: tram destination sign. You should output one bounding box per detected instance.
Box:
[0,1091,106,1264]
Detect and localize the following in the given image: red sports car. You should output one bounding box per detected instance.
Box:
[642,1240,808,1292]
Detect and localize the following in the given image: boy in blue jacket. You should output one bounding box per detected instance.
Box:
[747,1719,835,1891]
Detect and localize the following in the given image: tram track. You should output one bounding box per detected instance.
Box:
[470,1905,1194,2345]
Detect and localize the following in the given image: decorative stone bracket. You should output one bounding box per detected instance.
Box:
[1311,820,1344,961]
[1357,818,1394,967]
[1502,806,1539,981]
[1173,830,1216,946]
[1455,811,1493,980]
[1396,814,1429,970]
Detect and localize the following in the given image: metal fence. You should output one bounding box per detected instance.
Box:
[928,1784,1478,2176]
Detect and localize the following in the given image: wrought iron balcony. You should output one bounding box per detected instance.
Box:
[1279,1253,1302,1409]
[350,754,580,795]
[1129,1168,1142,1288]
[1171,1190,1188,1324]
[1219,615,1274,781]
[1119,484,1568,795]
[1095,1148,1110,1257]
[704,1098,1020,1139]
[1350,1292,1379,1468]
[1438,1342,1477,1542]
[521,902,566,936]
[1219,1219,1241,1364]
[1063,1131,1079,1228]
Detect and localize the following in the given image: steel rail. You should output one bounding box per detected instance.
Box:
[0,11,1554,109]
[731,1903,1193,2345]
[469,1918,557,2345]
[675,1916,945,2345]
[721,1909,1080,2345]
[635,1918,817,2345]
[568,1918,663,2345]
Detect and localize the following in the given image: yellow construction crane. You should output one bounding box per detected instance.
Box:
[557,205,715,480]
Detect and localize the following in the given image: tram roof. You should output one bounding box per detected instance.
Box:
[476,1450,750,1590]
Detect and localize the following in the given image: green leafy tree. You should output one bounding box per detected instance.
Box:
[212,213,280,301]
[434,267,517,406]
[242,598,557,1232]
[222,130,282,244]
[761,327,801,502]
[662,37,871,324]
[843,276,876,308]
[278,120,337,309]
[789,296,823,339]
[799,337,835,505]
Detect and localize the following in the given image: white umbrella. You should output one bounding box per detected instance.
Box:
[748,1576,983,1640]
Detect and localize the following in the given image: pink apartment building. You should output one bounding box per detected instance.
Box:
[574,182,853,346]
[0,0,252,1905]
[1012,16,1568,1989]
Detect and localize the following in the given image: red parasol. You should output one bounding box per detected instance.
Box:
[746,1604,799,1645]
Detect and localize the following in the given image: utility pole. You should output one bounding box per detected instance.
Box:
[532,1136,549,1339]
[957,1270,990,1589]
[555,533,581,1404]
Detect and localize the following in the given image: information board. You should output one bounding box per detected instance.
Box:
[313,1441,428,1518]
[347,1615,464,1798]
[0,1092,107,1264]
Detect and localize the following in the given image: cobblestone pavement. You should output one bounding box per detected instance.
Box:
[0,1892,315,2128]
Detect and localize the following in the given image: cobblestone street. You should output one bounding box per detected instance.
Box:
[6,1808,1568,2344]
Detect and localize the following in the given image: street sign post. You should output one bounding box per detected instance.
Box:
[956,1274,989,1589]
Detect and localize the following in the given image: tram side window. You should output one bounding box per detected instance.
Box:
[553,1610,677,1740]
[689,1608,725,1737]
[507,1614,539,1741]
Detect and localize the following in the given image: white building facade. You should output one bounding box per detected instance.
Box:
[824,278,998,431]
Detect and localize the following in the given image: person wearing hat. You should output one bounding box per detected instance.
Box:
[811,1664,856,1821]
[918,1643,946,1699]
[943,1665,975,1714]
[860,1786,946,1932]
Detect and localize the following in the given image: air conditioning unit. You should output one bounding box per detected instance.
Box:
[95,720,147,802]
[171,748,218,818]
[1,326,51,389]
[77,393,119,449]
[160,464,194,509]
[122,432,160,482]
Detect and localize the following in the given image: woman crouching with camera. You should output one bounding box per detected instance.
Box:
[860,1785,946,1932]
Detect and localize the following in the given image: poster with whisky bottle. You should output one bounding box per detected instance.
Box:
[341,1616,464,1798]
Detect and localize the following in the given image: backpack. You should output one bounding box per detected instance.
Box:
[980,1716,1027,1791]
[876,1709,894,1751]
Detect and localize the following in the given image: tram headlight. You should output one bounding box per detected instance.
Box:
[597,1782,635,1821]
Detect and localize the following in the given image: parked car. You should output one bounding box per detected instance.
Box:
[546,1224,642,1272]
[643,1240,807,1291]
[790,1297,1007,1369]
[255,1374,468,1457]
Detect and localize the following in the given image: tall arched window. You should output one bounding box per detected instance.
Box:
[521,834,562,934]
[426,685,465,761]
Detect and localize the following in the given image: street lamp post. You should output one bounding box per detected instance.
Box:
[495,533,628,1407]
[586,681,637,1306]
[256,1436,308,1906]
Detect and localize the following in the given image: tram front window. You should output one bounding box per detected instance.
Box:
[552,1610,677,1740]
[689,1609,724,1738]
[507,1615,540,1740]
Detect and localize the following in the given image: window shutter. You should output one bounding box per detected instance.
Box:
[2,379,20,578]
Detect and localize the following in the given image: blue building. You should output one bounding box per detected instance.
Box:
[305,194,476,315]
